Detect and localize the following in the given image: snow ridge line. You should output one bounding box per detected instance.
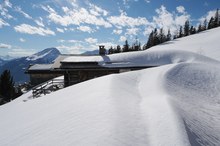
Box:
[137,65,190,146]
[163,62,220,146]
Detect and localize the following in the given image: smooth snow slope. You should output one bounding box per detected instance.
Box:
[150,27,220,61]
[0,28,220,146]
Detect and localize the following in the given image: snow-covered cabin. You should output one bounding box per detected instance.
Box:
[26,46,156,87]
[25,64,62,86]
[26,53,155,87]
[55,54,156,87]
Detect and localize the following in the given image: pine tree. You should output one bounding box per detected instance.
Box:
[153,28,160,45]
[132,37,141,51]
[184,20,190,36]
[108,46,114,54]
[158,28,166,43]
[197,24,202,32]
[145,30,154,49]
[0,70,16,102]
[193,27,196,34]
[166,29,172,41]
[202,19,207,31]
[116,45,121,53]
[208,17,215,29]
[178,26,183,38]
[214,8,219,27]
[189,26,196,34]
[173,29,179,40]
[123,40,129,52]
[138,42,141,51]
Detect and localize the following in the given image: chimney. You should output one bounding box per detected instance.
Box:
[99,45,106,55]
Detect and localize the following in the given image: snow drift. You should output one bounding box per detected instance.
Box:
[0,28,220,145]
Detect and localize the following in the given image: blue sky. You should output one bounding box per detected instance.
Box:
[0,0,219,57]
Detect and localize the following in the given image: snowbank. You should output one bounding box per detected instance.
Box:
[0,28,220,145]
[164,63,220,146]
[150,27,220,61]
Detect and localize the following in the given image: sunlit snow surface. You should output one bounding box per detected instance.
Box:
[0,28,220,146]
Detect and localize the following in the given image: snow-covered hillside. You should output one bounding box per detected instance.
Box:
[0,28,220,146]
[150,27,220,61]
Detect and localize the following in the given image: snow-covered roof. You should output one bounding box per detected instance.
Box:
[28,64,53,71]
[51,55,68,69]
[62,55,104,63]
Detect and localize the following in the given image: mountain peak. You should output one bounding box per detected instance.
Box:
[26,48,61,62]
[0,47,61,83]
[37,47,60,54]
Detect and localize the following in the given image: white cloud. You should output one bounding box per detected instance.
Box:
[122,0,130,9]
[56,27,64,33]
[119,36,127,42]
[143,25,155,36]
[107,11,149,28]
[0,18,9,28]
[14,6,32,19]
[0,43,11,49]
[8,48,36,57]
[43,5,112,28]
[41,5,56,14]
[69,0,78,8]
[113,29,123,35]
[0,0,13,19]
[19,38,26,42]
[57,39,83,44]
[68,40,83,43]
[89,3,108,16]
[122,0,140,9]
[126,27,139,35]
[85,37,98,44]
[145,0,150,3]
[77,25,94,33]
[199,10,216,24]
[62,6,69,13]
[57,39,65,43]
[14,24,55,36]
[57,44,87,54]
[153,5,190,34]
[97,42,117,48]
[4,0,12,8]
[35,17,45,27]
[175,15,189,26]
[153,5,174,31]
[176,6,185,14]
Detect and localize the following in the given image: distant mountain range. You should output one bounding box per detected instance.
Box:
[0,58,7,66]
[0,55,15,66]
[82,49,99,55]
[0,55,15,61]
[0,48,61,84]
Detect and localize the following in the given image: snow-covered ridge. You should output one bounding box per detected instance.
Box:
[26,48,60,61]
[26,50,52,61]
[0,28,220,145]
[151,27,220,61]
[63,49,219,68]
[163,63,220,146]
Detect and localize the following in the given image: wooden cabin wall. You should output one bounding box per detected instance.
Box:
[30,74,62,86]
